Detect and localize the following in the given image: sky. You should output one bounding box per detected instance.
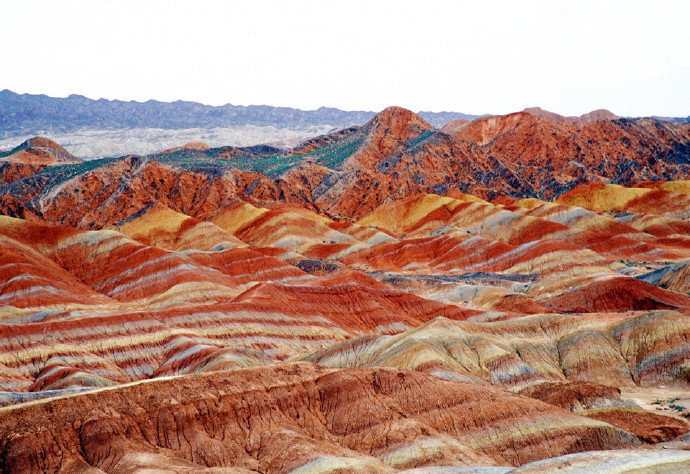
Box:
[2,0,689,116]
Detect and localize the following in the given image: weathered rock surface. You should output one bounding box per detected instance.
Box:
[520,381,689,443]
[511,449,690,472]
[0,363,639,473]
[0,106,689,470]
[303,311,690,389]
[0,136,80,185]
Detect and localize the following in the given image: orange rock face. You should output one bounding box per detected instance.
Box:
[159,140,211,154]
[0,106,689,471]
[584,408,689,444]
[520,381,624,411]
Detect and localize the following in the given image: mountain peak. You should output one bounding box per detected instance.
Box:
[0,137,79,182]
[522,107,618,125]
[522,107,567,122]
[363,106,432,136]
[440,118,470,133]
[17,136,70,153]
[159,141,211,154]
[580,109,618,122]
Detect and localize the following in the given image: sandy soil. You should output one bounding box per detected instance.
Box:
[622,387,690,421]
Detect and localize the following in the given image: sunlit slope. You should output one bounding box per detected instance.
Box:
[303,310,690,389]
[0,214,479,399]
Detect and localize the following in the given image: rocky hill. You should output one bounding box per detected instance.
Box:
[0,106,689,472]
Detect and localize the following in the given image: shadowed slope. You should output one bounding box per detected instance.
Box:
[640,260,690,293]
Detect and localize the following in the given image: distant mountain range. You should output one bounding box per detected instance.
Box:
[0,89,479,138]
[2,89,687,158]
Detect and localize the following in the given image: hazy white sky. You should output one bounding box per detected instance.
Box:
[2,0,689,116]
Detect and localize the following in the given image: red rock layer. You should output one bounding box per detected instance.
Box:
[0,136,80,185]
[544,278,690,313]
[2,107,688,225]
[0,363,638,472]
[520,381,690,444]
[520,381,623,411]
[0,109,688,470]
[304,311,690,389]
[582,407,689,444]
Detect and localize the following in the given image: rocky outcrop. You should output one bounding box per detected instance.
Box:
[544,277,690,313]
[583,407,689,444]
[159,140,211,154]
[512,449,690,472]
[520,381,690,443]
[520,381,623,412]
[522,107,618,125]
[640,260,690,293]
[2,107,689,224]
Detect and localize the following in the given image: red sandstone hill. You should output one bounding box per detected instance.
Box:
[0,136,80,186]
[522,107,618,125]
[159,140,211,154]
[282,106,688,218]
[440,117,470,132]
[0,107,688,224]
[1,107,690,471]
[0,363,640,472]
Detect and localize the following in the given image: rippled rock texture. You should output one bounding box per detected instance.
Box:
[0,363,640,472]
[0,106,689,471]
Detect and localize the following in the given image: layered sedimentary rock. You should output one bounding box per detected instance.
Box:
[640,260,690,293]
[0,213,484,400]
[0,106,689,471]
[302,311,690,389]
[1,106,689,226]
[0,137,81,186]
[511,449,690,472]
[520,382,689,443]
[0,362,641,472]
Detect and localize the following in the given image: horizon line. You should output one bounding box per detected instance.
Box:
[3,88,690,120]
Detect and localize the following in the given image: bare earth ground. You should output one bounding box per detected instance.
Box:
[623,387,690,421]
